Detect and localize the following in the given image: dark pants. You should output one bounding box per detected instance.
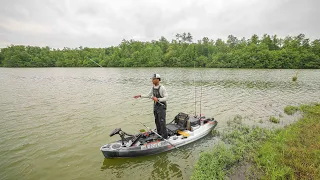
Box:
[154,104,168,139]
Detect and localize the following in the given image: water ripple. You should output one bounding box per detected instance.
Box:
[0,68,319,180]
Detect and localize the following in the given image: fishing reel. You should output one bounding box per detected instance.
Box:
[109,128,133,145]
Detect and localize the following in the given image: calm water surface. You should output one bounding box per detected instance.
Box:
[0,68,319,180]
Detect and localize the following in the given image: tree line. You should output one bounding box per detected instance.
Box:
[0,33,319,68]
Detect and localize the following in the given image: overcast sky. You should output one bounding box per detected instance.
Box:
[0,0,319,48]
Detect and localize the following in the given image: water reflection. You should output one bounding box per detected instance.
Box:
[100,134,218,179]
[150,153,182,180]
[101,152,183,179]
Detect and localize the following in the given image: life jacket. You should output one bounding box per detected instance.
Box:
[153,85,167,107]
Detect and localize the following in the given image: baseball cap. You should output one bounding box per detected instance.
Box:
[151,74,161,80]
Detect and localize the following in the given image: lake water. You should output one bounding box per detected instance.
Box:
[0,68,319,180]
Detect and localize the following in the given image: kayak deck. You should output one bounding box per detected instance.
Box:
[100,115,217,158]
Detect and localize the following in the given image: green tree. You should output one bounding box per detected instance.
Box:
[0,50,3,66]
[0,33,318,69]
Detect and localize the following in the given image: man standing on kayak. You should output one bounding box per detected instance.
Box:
[134,74,168,139]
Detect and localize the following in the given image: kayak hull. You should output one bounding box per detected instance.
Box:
[100,119,217,158]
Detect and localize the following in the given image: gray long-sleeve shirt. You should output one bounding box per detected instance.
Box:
[141,84,168,102]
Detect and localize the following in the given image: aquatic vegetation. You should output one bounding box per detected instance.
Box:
[284,105,299,115]
[192,104,320,180]
[191,142,235,180]
[211,129,220,136]
[269,116,280,123]
[227,115,242,127]
[255,104,320,179]
[191,119,272,180]
[292,76,297,81]
[292,71,299,81]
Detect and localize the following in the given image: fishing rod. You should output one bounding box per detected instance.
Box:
[194,61,197,116]
[89,58,103,68]
[200,79,202,117]
[193,61,203,117]
[134,95,165,106]
[199,70,204,117]
[139,122,179,150]
[134,99,165,106]
[156,101,165,106]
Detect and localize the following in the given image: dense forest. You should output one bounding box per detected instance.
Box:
[0,33,319,68]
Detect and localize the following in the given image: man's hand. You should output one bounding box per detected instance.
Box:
[152,97,158,102]
[133,95,141,99]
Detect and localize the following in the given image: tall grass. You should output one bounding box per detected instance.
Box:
[191,104,320,180]
[255,104,320,179]
[191,118,272,180]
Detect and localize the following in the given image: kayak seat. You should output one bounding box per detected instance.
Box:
[166,124,185,133]
[166,112,189,135]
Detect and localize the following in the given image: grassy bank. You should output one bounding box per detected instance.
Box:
[191,104,320,180]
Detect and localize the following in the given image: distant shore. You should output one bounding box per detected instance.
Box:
[0,33,319,69]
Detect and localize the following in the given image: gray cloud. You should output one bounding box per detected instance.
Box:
[0,0,319,48]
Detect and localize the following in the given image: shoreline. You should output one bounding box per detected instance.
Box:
[191,103,320,179]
